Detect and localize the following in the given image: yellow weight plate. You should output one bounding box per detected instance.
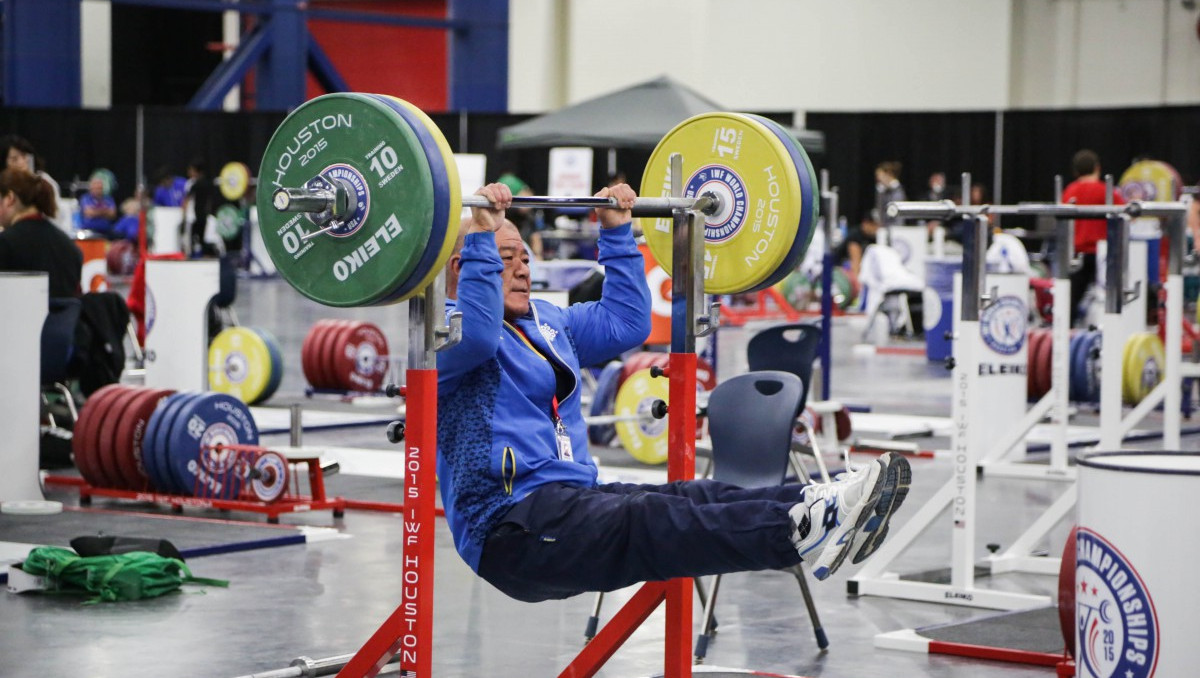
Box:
[209,326,274,405]
[1118,160,1182,202]
[380,95,462,298]
[218,161,251,202]
[640,113,805,294]
[614,368,670,465]
[1122,332,1165,405]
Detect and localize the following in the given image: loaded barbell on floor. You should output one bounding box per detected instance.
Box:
[256,93,818,307]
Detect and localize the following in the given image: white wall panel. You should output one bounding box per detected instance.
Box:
[511,0,1200,113]
[80,0,111,110]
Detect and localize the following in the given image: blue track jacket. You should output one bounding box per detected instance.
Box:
[437,223,651,571]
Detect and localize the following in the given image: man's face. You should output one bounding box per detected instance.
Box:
[496,223,531,321]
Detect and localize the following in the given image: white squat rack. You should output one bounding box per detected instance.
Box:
[848,191,1190,618]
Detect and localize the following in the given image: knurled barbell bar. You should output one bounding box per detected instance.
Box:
[256,92,819,307]
[273,186,720,222]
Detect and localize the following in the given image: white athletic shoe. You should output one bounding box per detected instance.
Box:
[789,455,889,580]
[850,452,911,564]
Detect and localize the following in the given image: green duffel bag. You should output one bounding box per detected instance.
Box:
[19,546,227,603]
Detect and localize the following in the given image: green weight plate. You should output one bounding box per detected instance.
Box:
[256,93,436,307]
[832,267,852,309]
[640,113,804,294]
[371,95,462,302]
[214,204,246,241]
[778,269,814,311]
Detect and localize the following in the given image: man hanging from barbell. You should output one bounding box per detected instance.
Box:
[437,181,911,602]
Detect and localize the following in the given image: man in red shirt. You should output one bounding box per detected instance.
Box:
[1062,149,1124,324]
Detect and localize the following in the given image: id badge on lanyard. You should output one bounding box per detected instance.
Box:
[554,415,573,461]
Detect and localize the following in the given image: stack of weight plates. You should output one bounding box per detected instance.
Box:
[72,384,176,490]
[301,319,390,392]
[139,390,260,499]
[73,386,280,502]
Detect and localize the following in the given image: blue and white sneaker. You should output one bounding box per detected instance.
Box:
[851,452,911,564]
[789,454,888,580]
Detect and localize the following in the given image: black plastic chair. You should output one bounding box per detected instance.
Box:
[694,370,828,660]
[746,323,836,482]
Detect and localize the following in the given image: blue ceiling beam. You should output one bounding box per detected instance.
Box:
[448,0,508,112]
[188,22,272,110]
[3,0,81,107]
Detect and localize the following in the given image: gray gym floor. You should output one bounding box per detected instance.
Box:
[5,274,1192,678]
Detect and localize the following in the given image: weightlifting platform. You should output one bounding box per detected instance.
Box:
[0,506,344,576]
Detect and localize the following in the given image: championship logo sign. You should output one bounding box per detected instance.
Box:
[307,164,370,237]
[1075,528,1159,678]
[979,295,1026,356]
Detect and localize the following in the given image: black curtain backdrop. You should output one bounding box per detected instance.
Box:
[1002,105,1200,203]
[806,111,998,227]
[2,105,1198,220]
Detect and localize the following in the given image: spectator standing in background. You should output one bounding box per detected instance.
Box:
[1062,149,1124,325]
[874,161,906,226]
[925,172,947,202]
[182,158,216,256]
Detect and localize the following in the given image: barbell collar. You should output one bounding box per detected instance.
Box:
[272,182,354,221]
[273,187,333,214]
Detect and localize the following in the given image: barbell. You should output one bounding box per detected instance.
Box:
[255,93,819,307]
